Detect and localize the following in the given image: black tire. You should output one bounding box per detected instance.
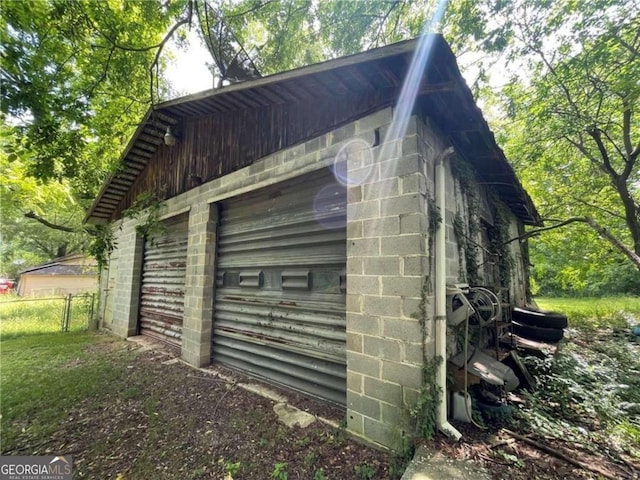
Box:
[512,321,564,342]
[513,307,568,329]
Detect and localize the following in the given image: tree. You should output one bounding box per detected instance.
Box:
[484,0,640,275]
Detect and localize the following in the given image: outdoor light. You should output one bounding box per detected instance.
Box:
[164,126,177,146]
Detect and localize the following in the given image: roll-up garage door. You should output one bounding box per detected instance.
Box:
[139,214,188,349]
[214,170,347,405]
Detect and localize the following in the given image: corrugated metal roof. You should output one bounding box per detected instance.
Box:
[86,34,540,226]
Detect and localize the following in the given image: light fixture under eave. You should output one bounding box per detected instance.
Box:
[164,126,177,146]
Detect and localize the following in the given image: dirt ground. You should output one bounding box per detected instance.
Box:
[24,339,639,479]
[434,423,639,480]
[45,341,393,479]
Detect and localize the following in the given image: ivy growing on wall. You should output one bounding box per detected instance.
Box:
[122,192,166,240]
[87,224,117,270]
[411,355,442,439]
[490,200,516,289]
[451,158,481,285]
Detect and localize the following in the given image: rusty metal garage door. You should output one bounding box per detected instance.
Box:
[213,170,347,405]
[139,214,188,349]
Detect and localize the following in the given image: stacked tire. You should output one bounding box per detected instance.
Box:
[511,307,568,342]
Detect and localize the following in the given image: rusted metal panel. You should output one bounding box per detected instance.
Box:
[213,170,347,405]
[140,214,188,349]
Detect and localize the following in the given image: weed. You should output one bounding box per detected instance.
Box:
[271,462,288,480]
[223,460,241,476]
[354,463,376,480]
[312,469,328,480]
[303,452,317,467]
[389,435,415,480]
[293,436,311,449]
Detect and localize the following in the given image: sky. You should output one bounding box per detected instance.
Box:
[165,31,214,96]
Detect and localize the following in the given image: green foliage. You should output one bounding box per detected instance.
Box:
[412,356,442,440]
[312,469,328,480]
[122,192,165,240]
[270,462,288,480]
[0,332,129,451]
[86,224,117,270]
[354,462,376,480]
[516,297,640,458]
[536,296,640,330]
[0,296,92,339]
[491,204,515,289]
[223,460,241,476]
[493,0,640,286]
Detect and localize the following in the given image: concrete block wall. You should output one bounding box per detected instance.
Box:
[109,217,144,338]
[345,110,444,448]
[182,203,218,367]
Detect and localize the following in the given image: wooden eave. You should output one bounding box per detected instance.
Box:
[85,34,540,226]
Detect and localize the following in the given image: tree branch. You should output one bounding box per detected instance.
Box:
[24,211,77,233]
[586,126,618,179]
[506,216,640,270]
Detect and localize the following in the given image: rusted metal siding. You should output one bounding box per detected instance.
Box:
[139,214,188,349]
[213,170,347,405]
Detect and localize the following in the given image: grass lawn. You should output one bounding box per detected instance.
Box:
[535,296,640,330]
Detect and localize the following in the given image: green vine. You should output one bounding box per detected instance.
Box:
[87,224,117,270]
[491,202,515,288]
[123,192,165,240]
[411,355,442,440]
[451,159,481,284]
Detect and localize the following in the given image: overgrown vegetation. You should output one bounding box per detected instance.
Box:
[515,297,640,460]
[0,295,93,339]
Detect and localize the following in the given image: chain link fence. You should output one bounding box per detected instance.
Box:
[0,294,96,338]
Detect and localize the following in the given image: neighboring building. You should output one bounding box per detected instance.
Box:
[86,35,540,448]
[17,254,98,296]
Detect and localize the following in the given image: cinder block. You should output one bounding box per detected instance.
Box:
[347,220,363,239]
[402,255,428,276]
[347,392,381,420]
[347,371,364,394]
[382,360,422,388]
[363,377,402,405]
[346,294,362,313]
[331,122,357,144]
[363,257,400,276]
[347,313,380,336]
[381,276,423,297]
[347,351,381,377]
[363,417,395,448]
[305,135,327,154]
[349,275,380,295]
[380,194,421,216]
[347,200,380,221]
[362,295,401,317]
[346,257,363,275]
[403,342,424,364]
[381,318,422,343]
[402,135,418,155]
[403,387,420,408]
[363,217,400,237]
[346,408,365,435]
[400,213,427,234]
[380,154,421,179]
[362,178,399,201]
[363,336,401,361]
[402,297,423,319]
[381,403,403,425]
[381,235,426,256]
[347,186,362,203]
[347,332,363,353]
[347,238,380,256]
